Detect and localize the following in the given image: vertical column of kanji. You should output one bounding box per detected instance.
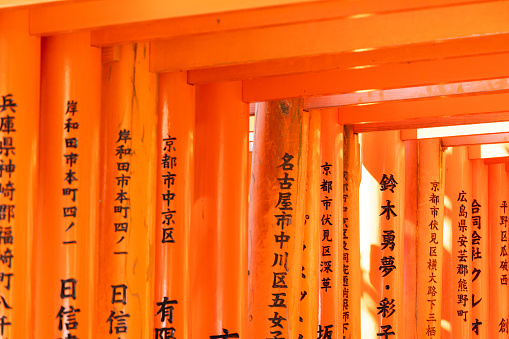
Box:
[97,43,156,338]
[192,81,249,339]
[374,132,405,339]
[34,32,100,339]
[299,110,320,339]
[154,72,194,338]
[342,125,361,339]
[0,9,39,338]
[488,164,509,338]
[416,139,444,339]
[444,147,472,338]
[248,99,309,339]
[318,108,342,339]
[470,159,488,338]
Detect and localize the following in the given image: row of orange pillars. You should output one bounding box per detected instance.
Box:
[0,11,507,339]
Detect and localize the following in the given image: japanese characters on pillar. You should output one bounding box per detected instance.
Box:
[248,99,308,339]
[160,136,176,245]
[426,179,441,338]
[320,158,334,299]
[377,173,398,339]
[58,100,81,338]
[63,100,79,243]
[455,189,471,327]
[106,128,132,336]
[470,159,487,338]
[269,151,295,335]
[442,146,472,338]
[469,160,488,338]
[299,110,320,339]
[154,134,179,338]
[342,125,360,339]
[498,199,508,335]
[342,168,350,335]
[488,164,509,338]
[318,108,341,339]
[416,139,444,339]
[155,72,194,339]
[0,93,16,336]
[0,10,40,338]
[98,42,156,339]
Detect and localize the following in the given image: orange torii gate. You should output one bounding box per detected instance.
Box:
[1,1,509,339]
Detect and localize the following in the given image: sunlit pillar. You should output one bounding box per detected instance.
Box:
[34,32,101,339]
[416,138,444,339]
[360,130,405,338]
[0,9,40,339]
[488,164,509,338]
[443,146,472,339]
[470,159,488,338]
[192,81,249,338]
[299,110,320,339]
[319,108,342,338]
[97,43,157,338]
[343,125,361,339]
[248,99,309,339]
[154,71,195,338]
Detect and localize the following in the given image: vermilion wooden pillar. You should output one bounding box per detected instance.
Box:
[488,164,509,339]
[248,99,309,339]
[154,71,194,338]
[34,32,101,339]
[343,125,361,339]
[0,9,40,339]
[471,159,488,338]
[361,130,405,338]
[192,81,249,338]
[443,146,472,339]
[403,140,418,338]
[97,43,157,338]
[319,108,342,338]
[299,109,320,339]
[416,139,444,339]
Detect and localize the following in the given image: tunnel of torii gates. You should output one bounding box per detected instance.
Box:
[4,1,509,339]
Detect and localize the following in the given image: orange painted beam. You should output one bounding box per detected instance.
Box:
[299,110,320,339]
[34,32,101,338]
[0,0,72,9]
[150,2,509,72]
[488,164,509,338]
[189,34,509,84]
[470,159,488,338]
[0,9,40,339]
[309,78,509,109]
[442,133,509,146]
[338,91,509,126]
[353,112,509,134]
[154,72,194,338]
[34,0,490,37]
[97,43,156,338]
[343,126,361,339]
[483,157,509,165]
[192,81,249,338]
[416,139,444,339]
[319,108,342,338]
[31,0,324,35]
[243,52,509,102]
[248,100,309,339]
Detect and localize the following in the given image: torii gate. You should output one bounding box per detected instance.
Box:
[1,0,509,338]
